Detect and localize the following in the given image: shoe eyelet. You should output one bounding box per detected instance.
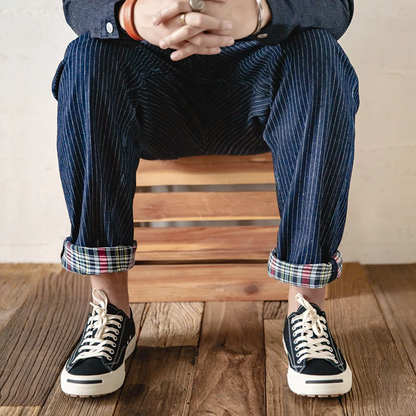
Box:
[110,349,114,354]
[116,329,119,335]
[112,342,117,348]
[294,346,299,351]
[297,359,301,364]
[118,323,122,329]
[292,326,296,331]
[120,316,123,321]
[329,347,333,352]
[114,336,118,341]
[295,352,300,357]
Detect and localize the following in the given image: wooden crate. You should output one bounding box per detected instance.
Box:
[129,153,289,302]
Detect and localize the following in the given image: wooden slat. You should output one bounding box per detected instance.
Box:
[128,263,289,302]
[0,269,91,407]
[189,301,265,415]
[134,226,278,261]
[39,304,146,416]
[365,264,416,373]
[327,263,416,415]
[137,153,274,186]
[133,191,279,222]
[265,319,344,415]
[114,302,203,415]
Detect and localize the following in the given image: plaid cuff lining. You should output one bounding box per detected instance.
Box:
[61,238,137,275]
[267,249,343,288]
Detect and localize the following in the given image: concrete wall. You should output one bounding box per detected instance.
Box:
[1,0,415,264]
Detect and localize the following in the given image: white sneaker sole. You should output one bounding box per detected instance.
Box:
[283,338,352,397]
[60,334,137,398]
[287,365,352,397]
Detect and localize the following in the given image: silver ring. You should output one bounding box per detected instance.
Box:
[189,0,204,12]
[179,13,187,26]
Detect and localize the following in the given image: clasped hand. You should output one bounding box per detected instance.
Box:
[121,0,261,60]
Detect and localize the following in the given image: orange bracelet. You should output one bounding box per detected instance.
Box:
[123,0,143,41]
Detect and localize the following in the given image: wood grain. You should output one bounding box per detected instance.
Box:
[133,191,279,222]
[189,301,265,415]
[365,264,416,374]
[137,302,204,348]
[128,263,289,302]
[0,407,41,416]
[327,263,416,416]
[264,319,344,416]
[0,264,61,332]
[134,226,278,261]
[39,304,146,416]
[0,269,91,406]
[137,154,274,186]
[114,302,204,415]
[263,301,287,320]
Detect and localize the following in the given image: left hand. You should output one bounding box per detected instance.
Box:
[155,0,271,53]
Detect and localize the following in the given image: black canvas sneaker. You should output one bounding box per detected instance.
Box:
[60,288,137,397]
[283,293,352,397]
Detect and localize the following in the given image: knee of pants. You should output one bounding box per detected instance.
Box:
[56,35,131,99]
[280,29,359,98]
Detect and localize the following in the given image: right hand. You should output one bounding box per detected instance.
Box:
[119,0,233,58]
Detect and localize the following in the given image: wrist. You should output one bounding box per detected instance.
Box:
[119,2,126,30]
[122,0,143,41]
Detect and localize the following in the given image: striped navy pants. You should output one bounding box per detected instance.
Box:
[53,29,359,288]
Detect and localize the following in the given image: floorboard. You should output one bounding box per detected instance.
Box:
[328,263,416,416]
[1,263,416,415]
[0,264,60,332]
[365,264,416,375]
[114,302,203,415]
[189,301,265,415]
[0,407,41,416]
[0,269,91,407]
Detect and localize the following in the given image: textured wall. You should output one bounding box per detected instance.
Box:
[0,0,415,264]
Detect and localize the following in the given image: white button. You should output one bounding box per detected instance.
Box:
[257,33,268,39]
[106,22,114,34]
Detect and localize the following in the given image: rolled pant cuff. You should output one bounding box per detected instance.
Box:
[61,238,137,275]
[267,249,343,288]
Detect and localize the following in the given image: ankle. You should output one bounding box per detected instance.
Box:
[90,272,130,317]
[287,285,326,316]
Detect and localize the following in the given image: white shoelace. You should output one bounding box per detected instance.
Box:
[291,293,338,365]
[73,288,123,363]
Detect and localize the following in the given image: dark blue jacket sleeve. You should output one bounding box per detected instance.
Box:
[62,0,128,40]
[62,0,354,45]
[248,0,354,45]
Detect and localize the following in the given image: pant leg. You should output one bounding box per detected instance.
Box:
[53,35,206,275]
[262,29,360,288]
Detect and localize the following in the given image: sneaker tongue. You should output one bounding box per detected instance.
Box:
[296,303,323,315]
[106,303,119,315]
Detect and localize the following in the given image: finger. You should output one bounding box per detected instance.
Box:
[152,2,190,26]
[171,44,222,60]
[187,33,234,48]
[153,0,229,25]
[159,25,204,49]
[181,12,232,31]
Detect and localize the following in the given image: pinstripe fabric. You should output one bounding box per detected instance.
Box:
[53,29,359,286]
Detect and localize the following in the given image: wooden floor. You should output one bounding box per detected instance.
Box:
[0,263,415,416]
